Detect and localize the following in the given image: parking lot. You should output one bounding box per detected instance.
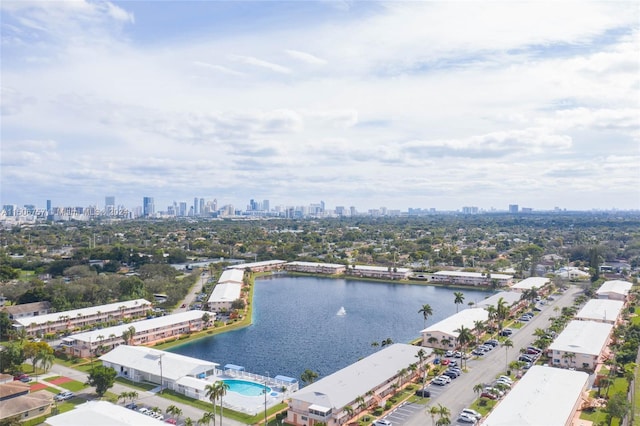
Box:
[378,401,424,426]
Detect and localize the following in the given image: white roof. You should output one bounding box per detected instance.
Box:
[475,292,521,309]
[45,400,163,425]
[218,269,245,284]
[511,277,549,290]
[432,271,512,279]
[99,345,218,382]
[208,283,242,303]
[421,308,489,337]
[481,366,588,426]
[353,265,411,273]
[576,299,624,322]
[69,310,210,343]
[596,280,632,297]
[15,299,152,327]
[291,344,431,409]
[548,320,613,356]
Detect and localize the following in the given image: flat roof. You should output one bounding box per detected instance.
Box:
[228,260,287,269]
[511,277,549,290]
[576,299,624,322]
[218,268,245,284]
[46,400,164,425]
[353,265,411,273]
[596,280,632,296]
[207,282,242,303]
[15,299,151,327]
[548,320,613,356]
[475,291,521,309]
[291,344,431,409]
[2,301,51,315]
[481,366,588,426]
[421,308,489,336]
[67,310,210,343]
[99,345,218,381]
[432,271,512,279]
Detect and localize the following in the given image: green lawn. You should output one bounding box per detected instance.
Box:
[44,376,60,382]
[58,380,89,392]
[469,398,497,416]
[115,376,156,391]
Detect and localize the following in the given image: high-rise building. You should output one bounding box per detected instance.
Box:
[509,204,519,214]
[199,198,204,216]
[143,197,155,217]
[46,200,52,214]
[179,202,187,216]
[262,199,270,212]
[2,205,15,216]
[193,197,198,216]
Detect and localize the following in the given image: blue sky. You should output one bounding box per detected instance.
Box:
[1,1,639,212]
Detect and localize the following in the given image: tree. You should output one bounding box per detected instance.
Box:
[34,350,54,380]
[473,383,484,397]
[419,304,433,329]
[355,396,366,413]
[301,369,319,385]
[436,403,451,426]
[415,349,427,383]
[606,393,630,425]
[343,405,354,419]
[562,352,576,367]
[215,381,230,426]
[454,325,473,368]
[166,405,183,422]
[428,406,439,426]
[204,383,219,426]
[371,341,379,348]
[381,338,394,347]
[453,292,465,313]
[184,418,194,426]
[495,297,510,330]
[200,412,215,426]
[86,365,117,397]
[502,339,513,373]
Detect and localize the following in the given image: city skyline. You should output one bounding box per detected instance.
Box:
[1,1,639,211]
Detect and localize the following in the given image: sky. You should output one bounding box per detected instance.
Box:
[1,0,639,212]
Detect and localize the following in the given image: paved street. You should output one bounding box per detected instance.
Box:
[397,285,583,426]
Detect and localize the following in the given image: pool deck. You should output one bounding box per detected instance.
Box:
[208,372,292,415]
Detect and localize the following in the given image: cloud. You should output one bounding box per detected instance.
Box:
[192,61,245,76]
[0,86,37,116]
[230,55,292,74]
[284,49,327,65]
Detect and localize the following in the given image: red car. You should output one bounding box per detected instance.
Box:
[480,391,498,400]
[441,359,450,366]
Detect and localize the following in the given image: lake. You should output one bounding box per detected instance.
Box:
[169,275,493,381]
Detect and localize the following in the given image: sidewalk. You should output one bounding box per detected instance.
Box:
[45,363,246,426]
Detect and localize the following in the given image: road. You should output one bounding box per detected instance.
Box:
[174,270,210,313]
[399,285,583,425]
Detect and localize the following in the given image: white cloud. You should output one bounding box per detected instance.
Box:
[284,49,327,65]
[230,55,292,74]
[193,61,245,76]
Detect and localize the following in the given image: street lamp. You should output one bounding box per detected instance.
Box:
[158,353,164,394]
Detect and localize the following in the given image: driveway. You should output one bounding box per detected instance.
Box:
[402,285,583,426]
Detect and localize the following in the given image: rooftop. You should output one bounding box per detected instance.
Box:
[14,299,151,327]
[99,345,218,381]
[576,299,624,322]
[481,366,588,426]
[548,320,613,356]
[432,271,513,279]
[596,280,632,296]
[218,268,245,284]
[287,261,346,268]
[63,310,210,343]
[2,301,52,316]
[421,308,489,336]
[475,291,521,309]
[510,277,549,290]
[46,400,163,426]
[292,344,431,409]
[208,282,242,303]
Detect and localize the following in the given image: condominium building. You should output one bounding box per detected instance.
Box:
[285,261,347,275]
[428,271,513,287]
[548,320,613,371]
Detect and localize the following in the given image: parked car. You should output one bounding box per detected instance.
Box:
[54,391,75,401]
[13,374,31,382]
[519,355,534,363]
[484,386,505,397]
[457,413,478,424]
[480,391,498,400]
[432,377,449,386]
[415,387,431,397]
[494,379,512,388]
[497,376,514,384]
[445,350,454,357]
[373,419,392,426]
[441,359,450,366]
[125,403,138,410]
[442,370,458,379]
[461,408,482,420]
[499,328,513,336]
[484,339,499,347]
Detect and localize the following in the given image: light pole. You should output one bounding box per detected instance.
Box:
[158,353,164,394]
[264,371,269,426]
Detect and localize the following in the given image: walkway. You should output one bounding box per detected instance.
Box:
[44,363,246,426]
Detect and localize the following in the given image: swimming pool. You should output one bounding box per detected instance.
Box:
[223,379,271,397]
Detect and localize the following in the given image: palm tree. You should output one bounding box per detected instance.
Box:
[381,338,393,347]
[454,325,473,368]
[355,396,366,413]
[34,350,54,380]
[343,405,354,420]
[437,403,451,426]
[473,320,485,344]
[117,391,128,405]
[485,305,498,329]
[301,369,319,385]
[415,349,427,383]
[502,339,513,373]
[216,381,230,426]
[371,341,379,349]
[184,418,193,426]
[473,383,484,397]
[204,383,219,426]
[418,304,433,329]
[166,405,182,422]
[428,406,440,426]
[200,411,215,426]
[453,292,465,313]
[562,352,576,367]
[495,297,509,330]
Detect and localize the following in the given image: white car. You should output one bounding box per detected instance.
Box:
[54,391,74,401]
[497,376,513,383]
[457,413,478,424]
[373,420,392,426]
[461,408,482,420]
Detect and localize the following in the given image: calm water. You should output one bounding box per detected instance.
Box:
[170,276,492,381]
